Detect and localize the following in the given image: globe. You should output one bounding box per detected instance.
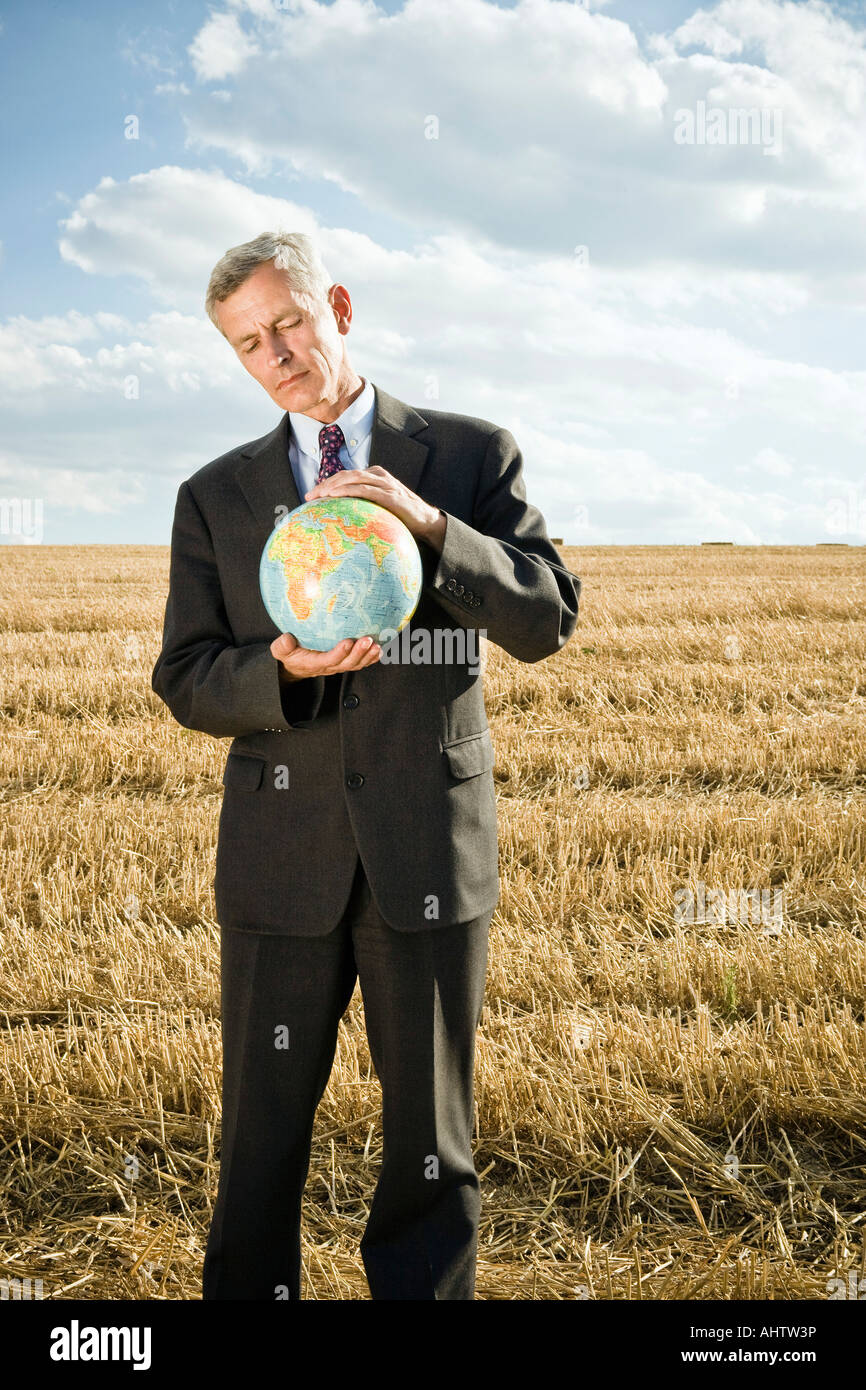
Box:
[259,496,423,652]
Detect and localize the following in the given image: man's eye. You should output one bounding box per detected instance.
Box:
[243,319,299,354]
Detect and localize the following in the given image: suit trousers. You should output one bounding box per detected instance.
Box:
[201,851,492,1300]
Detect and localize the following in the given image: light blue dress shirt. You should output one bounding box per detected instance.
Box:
[286,376,376,498]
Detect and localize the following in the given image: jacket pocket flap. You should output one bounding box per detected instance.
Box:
[222,753,266,791]
[443,729,494,780]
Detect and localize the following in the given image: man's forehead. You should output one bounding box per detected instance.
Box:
[228,269,301,314]
[221,274,307,343]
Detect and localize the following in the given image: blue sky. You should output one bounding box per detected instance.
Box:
[2,0,865,544]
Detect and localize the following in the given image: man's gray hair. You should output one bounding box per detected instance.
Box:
[205,231,333,335]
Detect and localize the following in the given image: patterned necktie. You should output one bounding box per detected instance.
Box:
[317,423,346,483]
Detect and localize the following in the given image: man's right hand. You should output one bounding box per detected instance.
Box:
[271,631,382,681]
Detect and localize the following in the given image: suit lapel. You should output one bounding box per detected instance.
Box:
[234,382,430,539]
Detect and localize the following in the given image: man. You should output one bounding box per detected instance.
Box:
[152,231,581,1300]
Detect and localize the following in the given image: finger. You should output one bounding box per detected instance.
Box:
[350,637,378,663]
[313,478,391,498]
[323,638,355,660]
[284,638,352,676]
[353,638,383,668]
[331,636,375,671]
[362,641,382,663]
[319,644,360,674]
[286,636,379,677]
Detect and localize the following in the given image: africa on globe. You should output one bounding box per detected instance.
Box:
[259,496,424,652]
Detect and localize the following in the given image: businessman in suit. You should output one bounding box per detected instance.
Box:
[152,232,581,1299]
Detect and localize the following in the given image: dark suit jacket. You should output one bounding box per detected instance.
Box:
[151,383,582,934]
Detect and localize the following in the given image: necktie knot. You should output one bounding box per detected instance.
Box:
[317,424,346,483]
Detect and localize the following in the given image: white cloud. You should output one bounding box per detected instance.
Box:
[0,307,233,403]
[58,168,320,309]
[166,0,866,282]
[0,457,147,517]
[753,445,793,475]
[188,11,261,81]
[178,0,669,251]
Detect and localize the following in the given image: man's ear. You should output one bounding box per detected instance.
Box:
[333,284,354,333]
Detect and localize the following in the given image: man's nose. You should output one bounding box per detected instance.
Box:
[266,331,290,366]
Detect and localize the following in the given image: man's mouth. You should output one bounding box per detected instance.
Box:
[278,372,307,389]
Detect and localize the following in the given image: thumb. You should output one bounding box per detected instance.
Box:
[271,632,299,660]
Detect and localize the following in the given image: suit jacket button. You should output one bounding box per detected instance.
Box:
[347,772,365,789]
[343,694,360,709]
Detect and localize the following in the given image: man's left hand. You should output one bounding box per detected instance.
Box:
[305,467,447,552]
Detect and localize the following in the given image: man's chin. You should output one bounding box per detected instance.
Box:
[276,375,317,409]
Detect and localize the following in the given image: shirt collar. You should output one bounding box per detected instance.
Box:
[288,377,376,462]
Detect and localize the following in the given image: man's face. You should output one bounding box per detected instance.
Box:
[214,259,350,415]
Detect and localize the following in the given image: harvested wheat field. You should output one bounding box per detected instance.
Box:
[1,542,864,1300]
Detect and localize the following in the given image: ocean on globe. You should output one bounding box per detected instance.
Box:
[259,496,423,652]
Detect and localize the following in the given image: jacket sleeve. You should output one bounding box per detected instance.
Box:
[425,427,582,662]
[151,480,325,738]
